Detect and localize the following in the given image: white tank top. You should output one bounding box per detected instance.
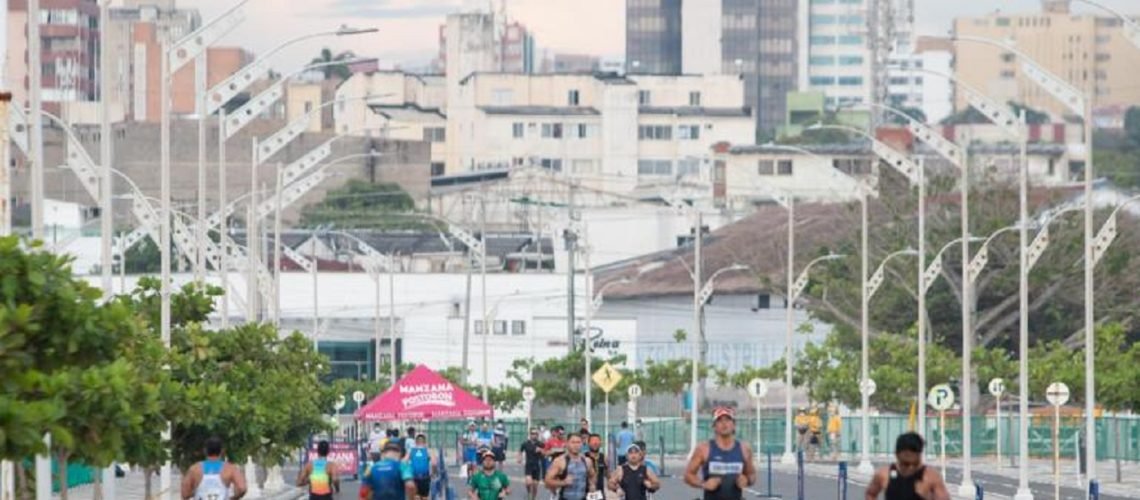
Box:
[195,460,229,500]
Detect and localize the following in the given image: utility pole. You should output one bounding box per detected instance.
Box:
[480,185,489,403]
[566,180,578,351]
[99,0,114,299]
[29,0,44,240]
[688,210,703,453]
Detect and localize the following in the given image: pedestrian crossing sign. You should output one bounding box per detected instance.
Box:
[592,363,622,393]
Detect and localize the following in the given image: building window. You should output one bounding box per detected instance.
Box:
[1000,70,1015,79]
[689,91,701,106]
[809,76,835,86]
[540,158,563,171]
[638,90,651,105]
[638,125,672,140]
[493,320,507,335]
[430,162,445,177]
[475,320,484,335]
[568,90,580,106]
[996,17,1010,27]
[811,14,837,25]
[677,158,700,176]
[677,125,701,140]
[839,56,863,66]
[512,122,524,138]
[637,159,672,176]
[757,160,775,175]
[423,127,446,142]
[571,159,596,174]
[810,56,836,66]
[838,35,863,45]
[574,123,592,139]
[304,102,313,114]
[541,123,564,138]
[810,35,836,45]
[777,160,793,175]
[837,76,863,86]
[511,320,526,336]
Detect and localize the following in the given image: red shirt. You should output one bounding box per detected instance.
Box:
[544,437,566,457]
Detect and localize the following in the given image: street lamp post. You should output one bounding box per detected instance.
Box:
[954,35,1095,489]
[689,260,749,453]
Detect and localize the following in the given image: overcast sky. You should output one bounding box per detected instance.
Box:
[193,0,1136,73]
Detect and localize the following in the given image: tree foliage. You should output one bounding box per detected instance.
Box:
[1124,105,1140,147]
[299,181,433,230]
[310,47,355,81]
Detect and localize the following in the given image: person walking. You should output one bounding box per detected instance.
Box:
[469,449,511,500]
[518,428,546,500]
[492,421,509,468]
[683,407,756,500]
[181,437,248,500]
[544,433,597,500]
[827,407,843,460]
[607,443,660,500]
[864,433,950,500]
[297,440,340,500]
[463,421,480,477]
[615,422,637,466]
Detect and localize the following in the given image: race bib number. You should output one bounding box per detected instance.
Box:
[587,491,604,500]
[707,461,743,475]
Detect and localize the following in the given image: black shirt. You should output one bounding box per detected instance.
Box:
[885,464,925,500]
[618,464,649,500]
[520,439,545,466]
[587,450,607,492]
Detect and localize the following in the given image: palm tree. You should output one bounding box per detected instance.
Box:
[310,47,355,81]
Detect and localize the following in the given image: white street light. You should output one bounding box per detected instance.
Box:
[866,248,919,300]
[583,263,636,425]
[953,34,1096,492]
[329,231,397,383]
[687,260,749,452]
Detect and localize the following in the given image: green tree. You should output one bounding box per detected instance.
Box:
[299,181,434,230]
[310,47,355,81]
[1124,105,1140,146]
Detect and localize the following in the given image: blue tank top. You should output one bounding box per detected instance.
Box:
[560,455,589,500]
[701,439,745,500]
[410,447,431,478]
[369,459,404,500]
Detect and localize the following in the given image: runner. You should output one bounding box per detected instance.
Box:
[864,432,950,500]
[492,421,509,467]
[544,426,567,461]
[518,428,546,500]
[794,408,810,456]
[180,436,248,500]
[585,434,608,494]
[404,427,418,458]
[469,449,511,500]
[683,407,757,500]
[540,423,552,442]
[476,421,495,454]
[607,442,660,500]
[408,434,436,500]
[296,440,340,500]
[463,421,480,477]
[615,422,637,466]
[577,419,590,437]
[365,442,415,500]
[543,433,597,500]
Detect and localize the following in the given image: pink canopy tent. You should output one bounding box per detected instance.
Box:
[354,365,493,421]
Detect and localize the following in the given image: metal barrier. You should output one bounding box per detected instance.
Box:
[795,450,805,500]
[836,461,847,500]
[1089,480,1100,500]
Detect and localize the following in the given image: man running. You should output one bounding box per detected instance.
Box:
[865,432,950,500]
[408,434,436,500]
[477,421,495,455]
[518,428,546,500]
[469,449,511,500]
[615,422,637,466]
[684,407,756,500]
[544,426,567,461]
[366,442,415,500]
[296,440,340,500]
[463,421,480,477]
[585,434,608,494]
[578,419,590,437]
[608,443,660,500]
[181,436,248,500]
[492,421,509,467]
[544,433,597,500]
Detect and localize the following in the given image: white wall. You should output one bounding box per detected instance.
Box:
[681,0,722,76]
[722,152,869,205]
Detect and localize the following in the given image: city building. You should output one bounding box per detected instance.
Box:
[437,18,536,74]
[539,52,600,73]
[713,143,874,208]
[625,0,683,75]
[952,0,1140,119]
[800,0,874,109]
[886,36,954,124]
[285,76,338,133]
[7,0,102,115]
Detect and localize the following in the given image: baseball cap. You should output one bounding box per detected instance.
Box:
[625,443,643,454]
[479,449,496,460]
[712,406,735,422]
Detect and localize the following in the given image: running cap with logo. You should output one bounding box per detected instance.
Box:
[712,406,735,422]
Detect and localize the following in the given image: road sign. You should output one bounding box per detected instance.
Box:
[329,415,340,428]
[352,391,366,403]
[522,386,536,402]
[334,395,346,410]
[628,384,642,399]
[988,378,1005,397]
[747,378,769,399]
[1046,382,1070,406]
[860,378,877,397]
[592,363,623,393]
[928,384,954,411]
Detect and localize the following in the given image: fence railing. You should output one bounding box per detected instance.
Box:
[423,414,1140,462]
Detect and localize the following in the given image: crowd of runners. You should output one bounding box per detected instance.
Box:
[179,409,949,500]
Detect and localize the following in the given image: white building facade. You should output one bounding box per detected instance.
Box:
[800,0,872,109]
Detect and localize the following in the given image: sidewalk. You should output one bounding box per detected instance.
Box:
[50,469,301,500]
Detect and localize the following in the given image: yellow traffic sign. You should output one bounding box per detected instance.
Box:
[592,363,623,393]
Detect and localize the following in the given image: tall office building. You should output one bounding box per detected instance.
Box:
[953,0,1140,120]
[626,0,797,140]
[625,0,682,75]
[799,0,873,109]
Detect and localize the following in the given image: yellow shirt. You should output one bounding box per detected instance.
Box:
[827,415,842,434]
[808,415,823,433]
[794,414,809,431]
